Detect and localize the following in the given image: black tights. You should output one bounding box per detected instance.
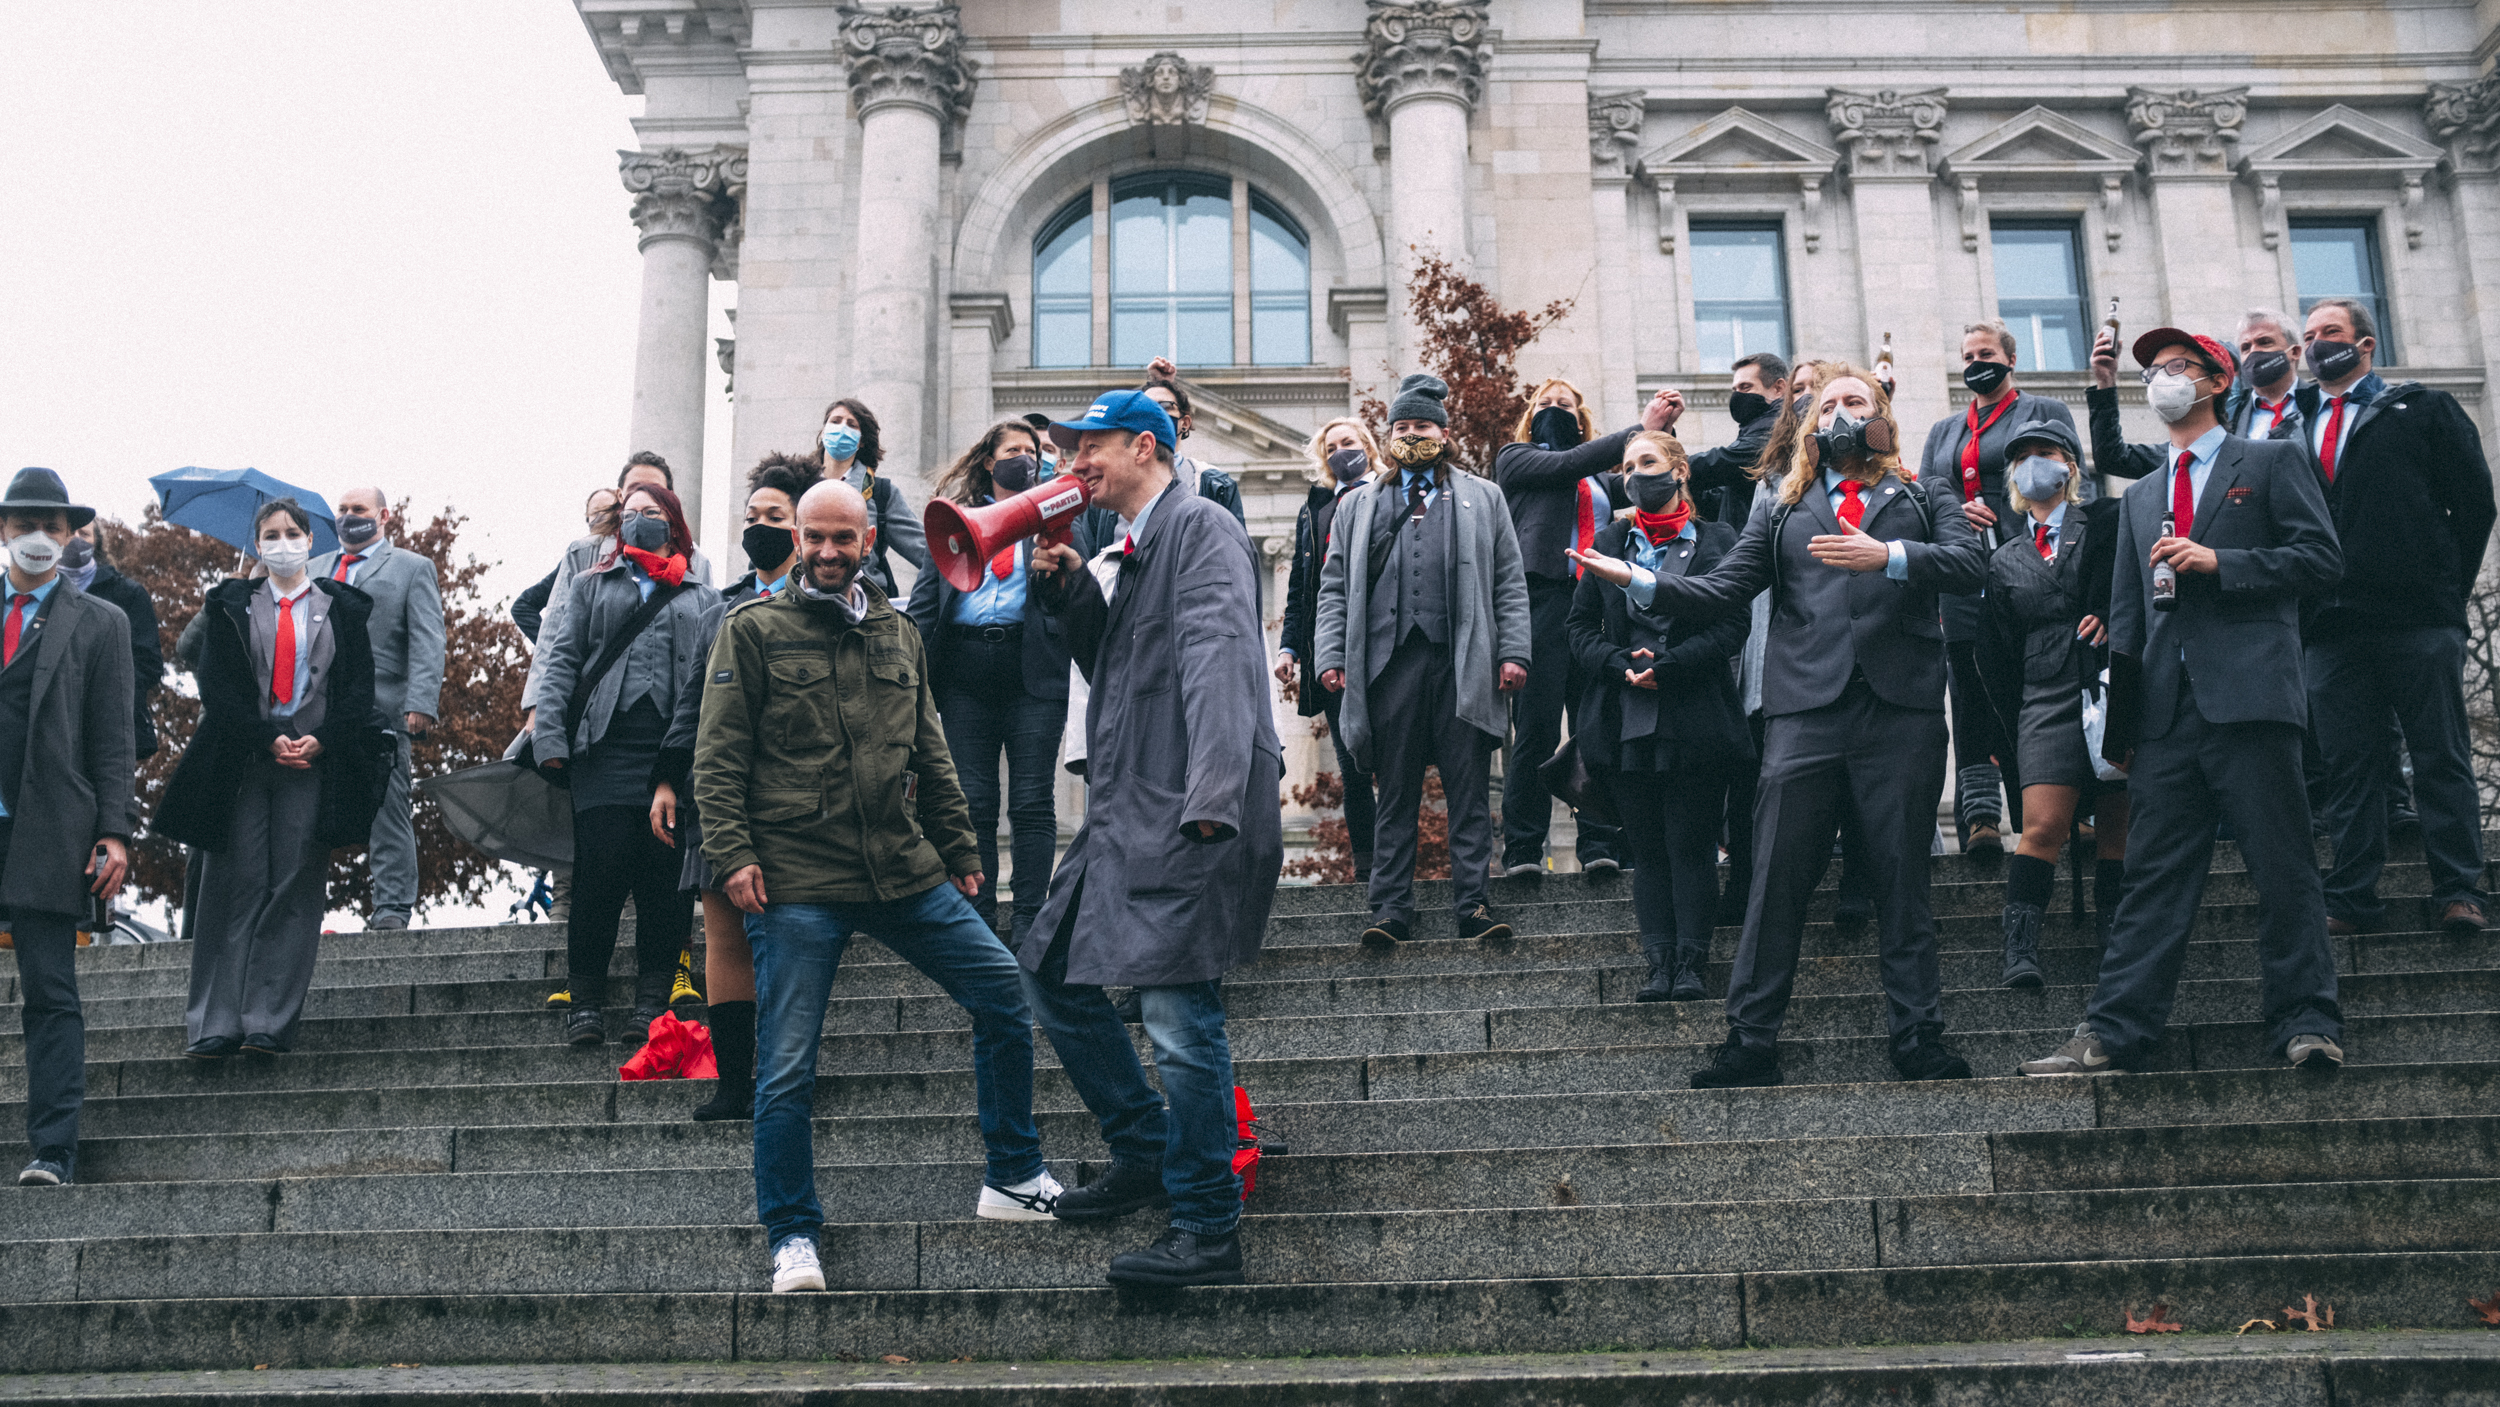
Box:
[568,803,693,994]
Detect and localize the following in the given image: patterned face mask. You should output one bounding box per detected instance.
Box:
[1388,434,1445,468]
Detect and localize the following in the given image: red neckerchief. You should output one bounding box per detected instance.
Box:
[1961,390,2019,502]
[1633,501,1693,547]
[618,547,688,586]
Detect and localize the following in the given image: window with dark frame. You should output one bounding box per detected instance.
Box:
[1990,221,2090,373]
[2290,217,2395,362]
[1688,222,1790,372]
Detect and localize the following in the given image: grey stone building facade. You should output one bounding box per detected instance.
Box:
[574,0,2500,847]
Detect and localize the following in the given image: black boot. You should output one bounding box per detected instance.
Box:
[1669,935,1708,1002]
[1053,1157,1170,1221]
[1107,1225,1244,1287]
[691,1000,755,1122]
[1690,1033,1781,1089]
[1999,902,2046,989]
[1893,1022,1973,1081]
[1633,936,1675,1003]
[630,969,671,1031]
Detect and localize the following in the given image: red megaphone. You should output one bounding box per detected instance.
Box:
[925,476,1093,592]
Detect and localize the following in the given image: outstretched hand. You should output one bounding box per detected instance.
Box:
[1566,547,1633,587]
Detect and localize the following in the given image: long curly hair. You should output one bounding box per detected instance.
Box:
[1770,362,1905,507]
[933,420,1047,505]
[1755,358,1839,485]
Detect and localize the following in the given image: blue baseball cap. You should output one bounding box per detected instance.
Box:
[1050,389,1176,454]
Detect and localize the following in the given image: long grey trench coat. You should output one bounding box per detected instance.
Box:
[1020,482,1284,987]
[0,586,136,917]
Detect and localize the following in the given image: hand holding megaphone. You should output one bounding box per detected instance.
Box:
[925,476,1093,592]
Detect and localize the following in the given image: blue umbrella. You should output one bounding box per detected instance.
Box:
[148,467,338,557]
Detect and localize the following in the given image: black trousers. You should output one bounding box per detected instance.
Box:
[1503,577,1622,866]
[3,821,83,1167]
[1612,768,1721,957]
[568,802,693,993]
[1368,634,1497,923]
[1727,681,1949,1056]
[2308,628,2486,923]
[1319,690,1377,881]
[934,633,1068,946]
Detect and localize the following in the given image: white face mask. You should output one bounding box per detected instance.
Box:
[258,540,312,578]
[7,532,61,577]
[2009,455,2071,503]
[2145,371,2205,424]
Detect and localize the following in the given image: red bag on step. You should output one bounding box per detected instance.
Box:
[620,1011,720,1081]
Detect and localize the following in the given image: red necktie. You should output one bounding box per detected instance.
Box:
[1961,391,2018,502]
[2317,395,2347,481]
[1838,480,1866,529]
[1122,534,1135,555]
[2,594,30,666]
[2035,523,2053,559]
[989,544,1015,580]
[2171,450,2197,539]
[2258,399,2292,435]
[271,592,300,706]
[332,553,362,582]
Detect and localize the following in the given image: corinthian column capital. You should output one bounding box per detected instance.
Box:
[1826,87,1948,177]
[619,145,746,255]
[1355,0,1490,120]
[2125,86,2248,176]
[2429,75,2500,168]
[839,3,977,128]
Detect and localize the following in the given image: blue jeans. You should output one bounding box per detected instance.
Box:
[936,667,1067,946]
[1021,916,1242,1237]
[749,882,1042,1251]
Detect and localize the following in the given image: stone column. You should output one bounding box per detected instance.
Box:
[2429,75,2500,459]
[1588,89,1645,426]
[2125,87,2249,340]
[1357,1,1489,361]
[1828,89,1951,436]
[840,3,975,501]
[620,145,744,533]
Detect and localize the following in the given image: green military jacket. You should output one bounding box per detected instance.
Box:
[693,579,979,904]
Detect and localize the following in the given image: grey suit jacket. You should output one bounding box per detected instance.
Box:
[2106,435,2341,742]
[313,539,443,721]
[524,537,713,710]
[1640,471,1987,717]
[532,564,725,763]
[1311,471,1532,770]
[0,586,136,917]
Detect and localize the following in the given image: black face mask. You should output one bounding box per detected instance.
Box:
[990,454,1039,494]
[1326,448,1369,482]
[620,513,671,553]
[59,536,94,570]
[1628,472,1685,513]
[2307,338,2362,383]
[337,513,380,549]
[742,523,795,572]
[1727,391,1772,426]
[1961,361,2011,397]
[2240,348,2292,389]
[1530,405,1583,450]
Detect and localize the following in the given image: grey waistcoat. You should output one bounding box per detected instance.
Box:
[615,585,681,715]
[1368,485,1453,670]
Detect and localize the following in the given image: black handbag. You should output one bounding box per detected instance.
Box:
[1539,735,1617,826]
[513,579,689,788]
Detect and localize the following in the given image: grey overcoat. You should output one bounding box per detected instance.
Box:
[313,539,444,721]
[1021,483,1283,987]
[1311,470,1532,771]
[0,586,137,917]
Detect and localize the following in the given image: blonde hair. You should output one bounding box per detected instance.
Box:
[1754,358,1839,484]
[1306,417,1385,484]
[1510,377,1596,446]
[1772,363,1907,507]
[1615,431,1691,518]
[2004,442,2085,515]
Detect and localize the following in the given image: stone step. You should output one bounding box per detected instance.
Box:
[3,1334,2497,1403]
[16,1113,2493,1243]
[7,1249,2500,1373]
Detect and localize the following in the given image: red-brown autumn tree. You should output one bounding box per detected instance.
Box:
[111,503,527,920]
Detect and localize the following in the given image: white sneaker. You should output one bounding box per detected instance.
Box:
[2287,1034,2344,1070]
[770,1236,825,1293]
[2019,1022,2115,1076]
[977,1169,1065,1221]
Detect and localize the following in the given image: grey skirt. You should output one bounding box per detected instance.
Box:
[2015,675,2099,792]
[676,794,714,894]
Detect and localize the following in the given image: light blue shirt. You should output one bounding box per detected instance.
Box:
[266,580,318,721]
[754,570,788,600]
[1396,468,1442,511]
[629,561,656,603]
[0,575,60,819]
[2025,500,2070,558]
[1623,518,1700,610]
[1823,469,1912,580]
[953,531,1028,625]
[2167,424,2230,524]
[1118,481,1168,552]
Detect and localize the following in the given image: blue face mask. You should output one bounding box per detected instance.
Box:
[821,423,861,462]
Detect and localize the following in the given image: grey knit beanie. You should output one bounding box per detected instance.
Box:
[1387,372,1451,427]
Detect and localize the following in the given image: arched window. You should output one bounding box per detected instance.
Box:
[1029,170,1312,369]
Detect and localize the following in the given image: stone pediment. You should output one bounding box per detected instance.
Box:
[2240,104,2441,176]
[1942,107,2137,177]
[1636,107,1839,176]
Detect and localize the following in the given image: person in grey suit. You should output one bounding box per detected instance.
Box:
[2023,328,2346,1076]
[1314,373,1533,949]
[1583,366,1988,1088]
[314,486,443,930]
[1919,322,2081,854]
[0,469,136,1188]
[1020,389,1284,1288]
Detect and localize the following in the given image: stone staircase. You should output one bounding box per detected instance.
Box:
[3,840,2498,1398]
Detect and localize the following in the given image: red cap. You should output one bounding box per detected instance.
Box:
[2130,326,2236,379]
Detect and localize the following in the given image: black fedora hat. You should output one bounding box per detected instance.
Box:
[0,468,96,530]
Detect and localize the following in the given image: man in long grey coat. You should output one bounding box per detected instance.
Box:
[0,468,136,1188]
[1020,390,1282,1289]
[315,485,443,930]
[1314,373,1532,948]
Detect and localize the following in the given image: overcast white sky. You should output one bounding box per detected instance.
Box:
[0,0,738,606]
